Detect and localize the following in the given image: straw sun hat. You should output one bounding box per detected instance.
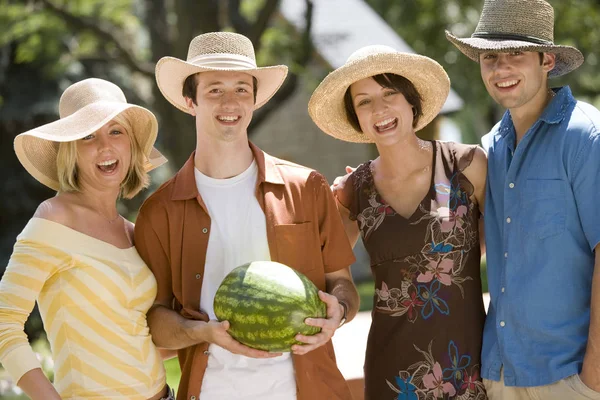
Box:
[155,32,288,113]
[445,0,584,78]
[14,78,167,191]
[308,45,450,143]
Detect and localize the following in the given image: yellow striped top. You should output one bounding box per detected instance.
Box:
[0,218,166,399]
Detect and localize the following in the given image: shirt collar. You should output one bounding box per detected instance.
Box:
[171,141,284,201]
[496,86,575,139]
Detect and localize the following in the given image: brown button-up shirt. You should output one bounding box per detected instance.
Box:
[134,143,356,400]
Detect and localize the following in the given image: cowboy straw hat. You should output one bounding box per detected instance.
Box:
[14,78,167,191]
[308,45,450,143]
[445,0,584,78]
[155,32,288,113]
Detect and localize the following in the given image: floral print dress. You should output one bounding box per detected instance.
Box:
[343,141,487,400]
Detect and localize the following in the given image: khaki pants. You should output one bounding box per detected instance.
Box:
[484,370,600,400]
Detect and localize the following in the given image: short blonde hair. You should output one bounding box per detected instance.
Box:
[56,112,150,199]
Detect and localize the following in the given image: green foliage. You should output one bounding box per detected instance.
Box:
[257,24,299,69]
[0,0,143,79]
[240,0,268,20]
[357,280,375,312]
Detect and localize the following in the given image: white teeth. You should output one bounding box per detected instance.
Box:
[97,159,117,166]
[375,118,395,127]
[218,115,239,122]
[497,80,519,88]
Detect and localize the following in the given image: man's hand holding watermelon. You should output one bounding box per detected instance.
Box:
[291,289,348,355]
[201,320,283,359]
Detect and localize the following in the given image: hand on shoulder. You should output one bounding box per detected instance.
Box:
[331,166,357,210]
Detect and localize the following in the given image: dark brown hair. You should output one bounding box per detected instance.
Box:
[182,73,258,104]
[343,73,423,132]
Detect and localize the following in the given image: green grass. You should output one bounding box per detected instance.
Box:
[164,357,181,394]
[480,255,488,293]
[357,280,375,312]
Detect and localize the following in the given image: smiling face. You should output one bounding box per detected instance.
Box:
[74,120,132,192]
[350,76,417,146]
[479,50,555,113]
[185,70,255,143]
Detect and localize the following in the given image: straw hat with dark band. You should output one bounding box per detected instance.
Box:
[445,0,583,78]
[14,78,167,191]
[155,32,288,113]
[308,45,450,143]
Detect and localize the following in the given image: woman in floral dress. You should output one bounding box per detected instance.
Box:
[309,46,488,400]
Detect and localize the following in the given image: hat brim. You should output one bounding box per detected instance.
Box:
[445,31,584,78]
[308,53,450,143]
[155,57,288,114]
[14,102,166,191]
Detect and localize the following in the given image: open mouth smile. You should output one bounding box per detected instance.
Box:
[96,159,118,174]
[216,115,241,124]
[495,79,520,89]
[374,117,398,133]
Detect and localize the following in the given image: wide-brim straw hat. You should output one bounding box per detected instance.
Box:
[445,0,583,78]
[14,78,167,191]
[156,32,288,113]
[308,45,450,143]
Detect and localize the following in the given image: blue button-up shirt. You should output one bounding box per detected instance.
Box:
[482,86,600,387]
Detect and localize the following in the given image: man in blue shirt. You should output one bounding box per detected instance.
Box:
[446,0,600,399]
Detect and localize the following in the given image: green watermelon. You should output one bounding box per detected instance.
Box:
[213,260,327,352]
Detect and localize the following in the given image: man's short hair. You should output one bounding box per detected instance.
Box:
[56,113,150,199]
[182,73,259,105]
[343,73,423,132]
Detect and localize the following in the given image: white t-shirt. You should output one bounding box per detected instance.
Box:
[195,160,297,400]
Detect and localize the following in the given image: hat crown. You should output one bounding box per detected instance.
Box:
[186,32,257,65]
[473,0,554,43]
[347,45,397,63]
[59,78,127,118]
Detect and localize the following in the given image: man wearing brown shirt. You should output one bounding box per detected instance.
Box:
[134,32,359,400]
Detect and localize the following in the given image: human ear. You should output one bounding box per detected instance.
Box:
[542,53,556,73]
[184,96,197,116]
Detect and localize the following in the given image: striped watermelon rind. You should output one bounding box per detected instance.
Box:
[213,261,327,352]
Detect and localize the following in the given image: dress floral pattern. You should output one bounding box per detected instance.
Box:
[346,141,487,399]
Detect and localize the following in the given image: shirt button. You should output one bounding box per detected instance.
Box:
[195,274,201,280]
[202,228,208,234]
[509,182,515,188]
[504,252,508,258]
[501,287,505,293]
[506,217,511,224]
[500,321,506,327]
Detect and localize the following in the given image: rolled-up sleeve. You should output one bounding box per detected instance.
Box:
[134,203,173,306]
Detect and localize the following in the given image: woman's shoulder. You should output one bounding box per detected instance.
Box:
[332,162,372,207]
[437,141,486,173]
[33,194,75,226]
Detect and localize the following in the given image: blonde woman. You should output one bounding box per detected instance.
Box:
[309,46,488,399]
[0,78,173,399]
